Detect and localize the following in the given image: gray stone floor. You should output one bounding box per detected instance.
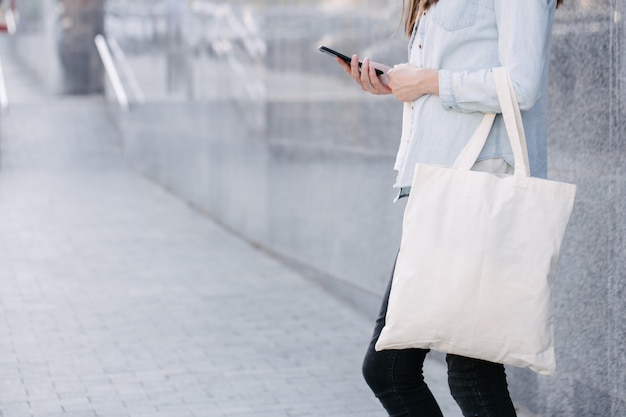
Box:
[0,48,470,417]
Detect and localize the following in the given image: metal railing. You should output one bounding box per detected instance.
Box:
[104,1,267,103]
[0,54,8,114]
[95,34,129,111]
[186,2,266,129]
[95,33,145,111]
[191,2,266,102]
[4,8,16,35]
[107,36,145,104]
[0,53,7,170]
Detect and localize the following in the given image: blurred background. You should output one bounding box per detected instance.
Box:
[0,0,624,416]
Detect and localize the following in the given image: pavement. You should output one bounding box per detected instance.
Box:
[0,44,469,417]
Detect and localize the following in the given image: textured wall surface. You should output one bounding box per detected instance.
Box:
[107,0,411,315]
[13,0,623,415]
[507,2,626,416]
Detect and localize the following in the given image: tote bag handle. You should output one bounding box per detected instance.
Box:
[454,67,531,177]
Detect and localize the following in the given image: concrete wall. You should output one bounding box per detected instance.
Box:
[507,3,626,416]
[106,0,410,315]
[14,0,620,415]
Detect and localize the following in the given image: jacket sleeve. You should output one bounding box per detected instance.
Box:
[438,0,555,113]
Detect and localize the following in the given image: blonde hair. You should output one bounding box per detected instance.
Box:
[402,0,564,37]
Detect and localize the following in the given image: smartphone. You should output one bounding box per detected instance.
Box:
[319,45,384,76]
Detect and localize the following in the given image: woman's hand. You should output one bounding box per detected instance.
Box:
[336,55,392,95]
[386,64,439,102]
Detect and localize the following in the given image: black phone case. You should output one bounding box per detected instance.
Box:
[319,46,384,76]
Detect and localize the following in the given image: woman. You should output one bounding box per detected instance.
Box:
[336,0,563,416]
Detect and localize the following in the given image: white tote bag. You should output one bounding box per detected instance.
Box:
[375,67,576,375]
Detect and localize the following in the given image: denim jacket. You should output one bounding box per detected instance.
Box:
[393,0,557,188]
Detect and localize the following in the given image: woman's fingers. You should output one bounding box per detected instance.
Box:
[362,58,392,95]
[337,54,391,95]
[360,58,376,91]
[350,55,364,88]
[386,66,438,102]
[369,64,392,94]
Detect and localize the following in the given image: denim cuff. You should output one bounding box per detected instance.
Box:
[438,69,458,112]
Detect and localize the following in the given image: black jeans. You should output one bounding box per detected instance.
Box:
[362,265,517,417]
